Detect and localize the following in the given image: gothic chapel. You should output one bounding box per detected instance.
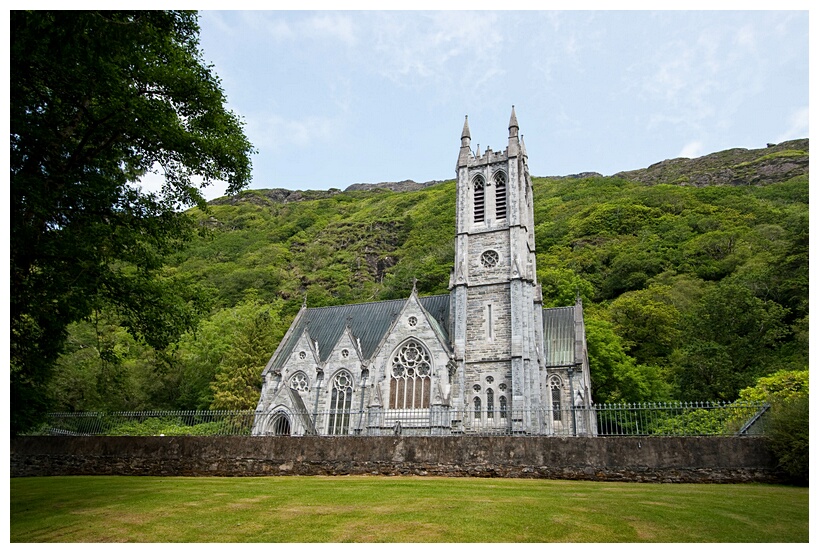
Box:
[253,108,596,436]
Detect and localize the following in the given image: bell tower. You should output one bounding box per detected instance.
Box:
[450,107,545,430]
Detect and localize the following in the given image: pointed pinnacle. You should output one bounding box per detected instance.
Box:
[461,115,471,140]
[508,105,519,137]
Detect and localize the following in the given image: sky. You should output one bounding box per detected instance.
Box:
[160,8,809,199]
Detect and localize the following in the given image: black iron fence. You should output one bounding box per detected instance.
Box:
[30,401,769,437]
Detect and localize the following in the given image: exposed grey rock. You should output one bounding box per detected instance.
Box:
[344,179,445,192]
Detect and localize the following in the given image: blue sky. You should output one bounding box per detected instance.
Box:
[189,9,808,198]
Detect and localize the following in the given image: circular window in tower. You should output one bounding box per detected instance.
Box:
[480,250,499,268]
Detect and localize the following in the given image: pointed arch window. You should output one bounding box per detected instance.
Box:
[486,388,494,418]
[269,412,291,436]
[499,395,508,419]
[550,376,562,421]
[328,370,353,435]
[473,177,485,223]
[389,340,431,409]
[494,172,507,220]
[474,396,482,419]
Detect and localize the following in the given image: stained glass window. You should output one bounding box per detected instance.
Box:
[389,340,431,409]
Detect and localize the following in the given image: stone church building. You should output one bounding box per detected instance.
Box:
[253,108,596,436]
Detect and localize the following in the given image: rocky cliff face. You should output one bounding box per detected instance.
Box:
[209,188,342,206]
[344,179,445,192]
[613,139,808,187]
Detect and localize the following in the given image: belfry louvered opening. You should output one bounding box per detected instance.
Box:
[473,177,485,223]
[494,172,507,220]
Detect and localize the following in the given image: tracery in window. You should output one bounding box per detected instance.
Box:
[408,316,417,327]
[499,395,508,418]
[480,250,499,268]
[298,351,306,360]
[389,340,431,409]
[289,371,309,392]
[550,376,562,421]
[487,388,494,419]
[328,370,353,435]
[494,172,507,220]
[341,348,349,358]
[474,177,485,223]
[474,396,482,419]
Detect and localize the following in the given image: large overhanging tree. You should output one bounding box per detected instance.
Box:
[10,11,255,434]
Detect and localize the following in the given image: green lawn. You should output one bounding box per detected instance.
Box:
[10,476,808,542]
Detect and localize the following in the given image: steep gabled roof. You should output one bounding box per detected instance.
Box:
[268,294,450,371]
[542,305,577,367]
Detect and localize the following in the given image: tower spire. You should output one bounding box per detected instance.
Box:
[461,115,471,146]
[508,105,519,138]
[458,115,473,167]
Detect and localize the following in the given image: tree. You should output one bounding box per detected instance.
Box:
[673,282,788,401]
[607,285,681,366]
[585,318,670,404]
[737,371,809,484]
[209,299,286,410]
[10,11,254,434]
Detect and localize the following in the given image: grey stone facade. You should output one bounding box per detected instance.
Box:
[253,108,596,436]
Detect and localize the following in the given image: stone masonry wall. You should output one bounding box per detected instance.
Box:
[11,436,781,483]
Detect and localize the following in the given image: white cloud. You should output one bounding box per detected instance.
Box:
[776,107,809,142]
[678,141,705,159]
[368,12,504,92]
[203,12,357,46]
[246,112,345,151]
[304,13,357,46]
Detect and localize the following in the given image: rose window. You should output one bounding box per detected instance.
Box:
[481,250,499,268]
[289,372,309,392]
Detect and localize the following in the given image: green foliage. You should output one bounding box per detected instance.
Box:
[674,282,788,401]
[737,370,808,484]
[106,417,251,436]
[766,395,809,485]
[607,285,681,365]
[737,370,809,404]
[48,311,159,412]
[209,299,287,410]
[10,11,253,434]
[585,318,670,403]
[646,406,752,436]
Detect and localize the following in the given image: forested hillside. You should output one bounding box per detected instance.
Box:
[49,141,808,411]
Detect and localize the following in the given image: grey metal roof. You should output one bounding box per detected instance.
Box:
[270,294,450,370]
[542,306,577,367]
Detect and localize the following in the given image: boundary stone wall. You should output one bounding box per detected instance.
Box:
[10,435,780,483]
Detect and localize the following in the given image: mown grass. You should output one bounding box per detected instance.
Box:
[10,476,808,543]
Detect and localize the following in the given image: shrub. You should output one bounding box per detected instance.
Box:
[766,395,809,485]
